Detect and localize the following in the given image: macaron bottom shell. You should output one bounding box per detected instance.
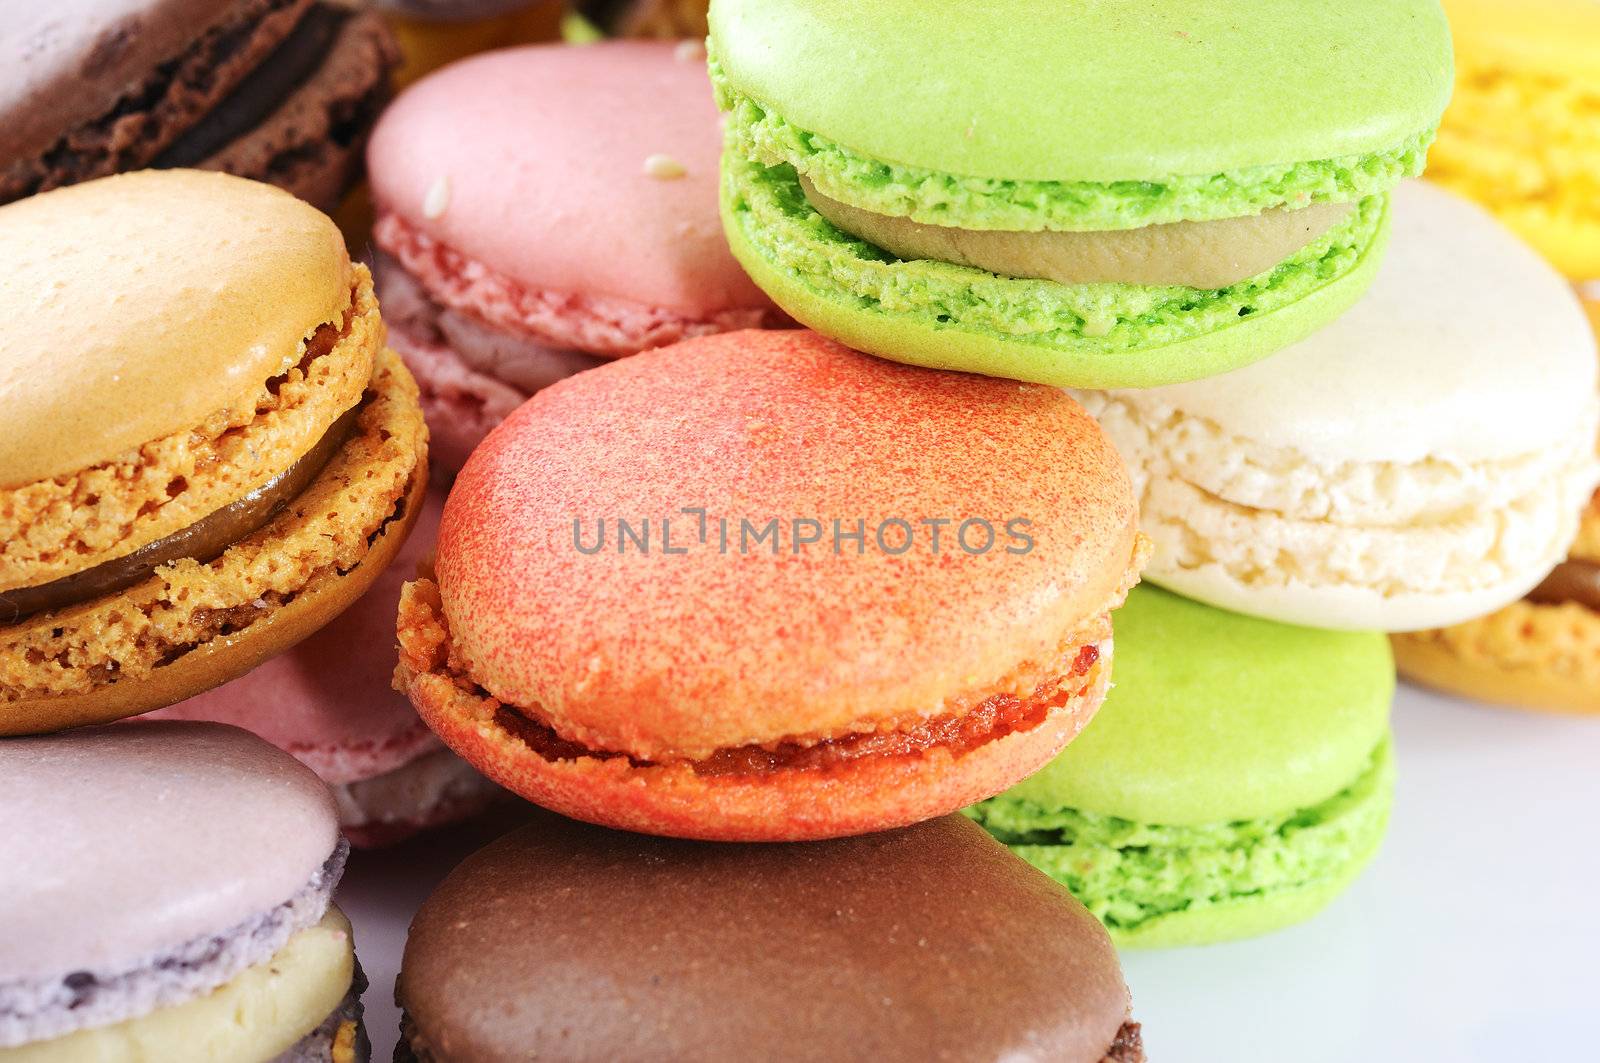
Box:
[1393,602,1600,715]
[720,154,1390,389]
[0,350,428,736]
[2,908,361,1063]
[974,736,1394,949]
[398,578,1115,842]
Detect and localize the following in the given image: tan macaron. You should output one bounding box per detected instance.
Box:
[0,169,427,735]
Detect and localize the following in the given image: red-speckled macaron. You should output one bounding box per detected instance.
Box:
[397,330,1145,841]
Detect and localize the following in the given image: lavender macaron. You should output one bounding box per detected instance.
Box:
[0,722,367,1061]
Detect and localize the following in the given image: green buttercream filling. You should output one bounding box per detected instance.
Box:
[712,52,1434,232]
[967,738,1394,936]
[723,150,1388,352]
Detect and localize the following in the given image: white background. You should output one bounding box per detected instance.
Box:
[340,682,1600,1061]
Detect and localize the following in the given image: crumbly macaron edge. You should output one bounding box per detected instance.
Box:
[724,151,1387,355]
[713,49,1433,232]
[0,348,427,702]
[0,266,379,592]
[970,735,1393,941]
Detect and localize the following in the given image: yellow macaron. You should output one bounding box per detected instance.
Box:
[1428,0,1600,278]
[0,170,428,735]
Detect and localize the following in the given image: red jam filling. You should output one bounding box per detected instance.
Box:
[495,643,1101,778]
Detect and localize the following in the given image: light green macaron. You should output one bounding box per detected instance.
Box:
[710,0,1453,388]
[968,585,1396,948]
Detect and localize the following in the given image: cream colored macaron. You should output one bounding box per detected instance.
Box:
[0,170,428,735]
[1074,181,1600,632]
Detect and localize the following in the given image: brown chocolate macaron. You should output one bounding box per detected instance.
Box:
[395,812,1144,1062]
[0,170,428,736]
[0,0,400,211]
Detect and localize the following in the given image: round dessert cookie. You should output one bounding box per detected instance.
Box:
[1394,290,1600,714]
[396,812,1143,1062]
[0,0,400,212]
[0,170,428,736]
[1073,181,1600,631]
[152,487,500,845]
[1428,0,1600,279]
[0,721,368,1061]
[367,41,782,471]
[372,2,563,90]
[570,0,709,39]
[711,0,1453,389]
[397,329,1146,841]
[971,585,1396,948]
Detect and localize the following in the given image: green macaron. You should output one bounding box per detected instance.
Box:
[710,0,1453,388]
[968,585,1396,948]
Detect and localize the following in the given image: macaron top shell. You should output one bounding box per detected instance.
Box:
[0,0,234,165]
[1088,181,1599,466]
[0,170,351,487]
[367,41,766,318]
[1444,0,1600,82]
[1004,586,1393,825]
[0,721,339,982]
[400,813,1132,1062]
[709,0,1452,184]
[438,330,1138,761]
[153,488,448,784]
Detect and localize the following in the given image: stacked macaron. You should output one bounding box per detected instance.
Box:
[0,0,400,212]
[568,0,709,39]
[365,39,782,470]
[373,1,563,89]
[1394,1,1600,714]
[0,170,428,736]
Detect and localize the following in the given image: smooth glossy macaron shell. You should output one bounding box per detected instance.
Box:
[396,812,1140,1062]
[711,0,1450,387]
[1074,181,1600,631]
[400,329,1142,840]
[970,585,1396,947]
[0,721,355,1053]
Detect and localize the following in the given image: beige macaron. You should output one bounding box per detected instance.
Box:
[0,169,427,735]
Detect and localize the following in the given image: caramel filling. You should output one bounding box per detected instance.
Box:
[493,642,1104,778]
[0,405,358,624]
[802,178,1353,290]
[1527,558,1600,612]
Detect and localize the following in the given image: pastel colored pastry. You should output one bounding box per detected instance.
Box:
[396,812,1143,1062]
[0,171,428,736]
[0,0,399,212]
[372,2,563,89]
[1427,0,1600,278]
[572,0,709,38]
[0,721,367,1061]
[367,41,782,471]
[1394,289,1600,714]
[397,330,1145,842]
[710,0,1453,388]
[1074,181,1600,631]
[151,488,499,844]
[970,586,1395,949]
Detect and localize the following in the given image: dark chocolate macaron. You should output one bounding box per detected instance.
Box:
[0,0,400,211]
[396,812,1143,1062]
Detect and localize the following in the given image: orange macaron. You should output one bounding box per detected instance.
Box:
[398,330,1145,840]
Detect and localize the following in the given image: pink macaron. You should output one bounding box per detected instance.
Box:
[366,40,782,471]
[151,487,500,846]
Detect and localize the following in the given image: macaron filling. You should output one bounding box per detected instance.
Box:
[1527,558,1600,612]
[802,179,1356,290]
[972,737,1393,943]
[713,57,1433,233]
[726,149,1387,350]
[399,574,1113,781]
[0,841,347,1048]
[0,404,358,624]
